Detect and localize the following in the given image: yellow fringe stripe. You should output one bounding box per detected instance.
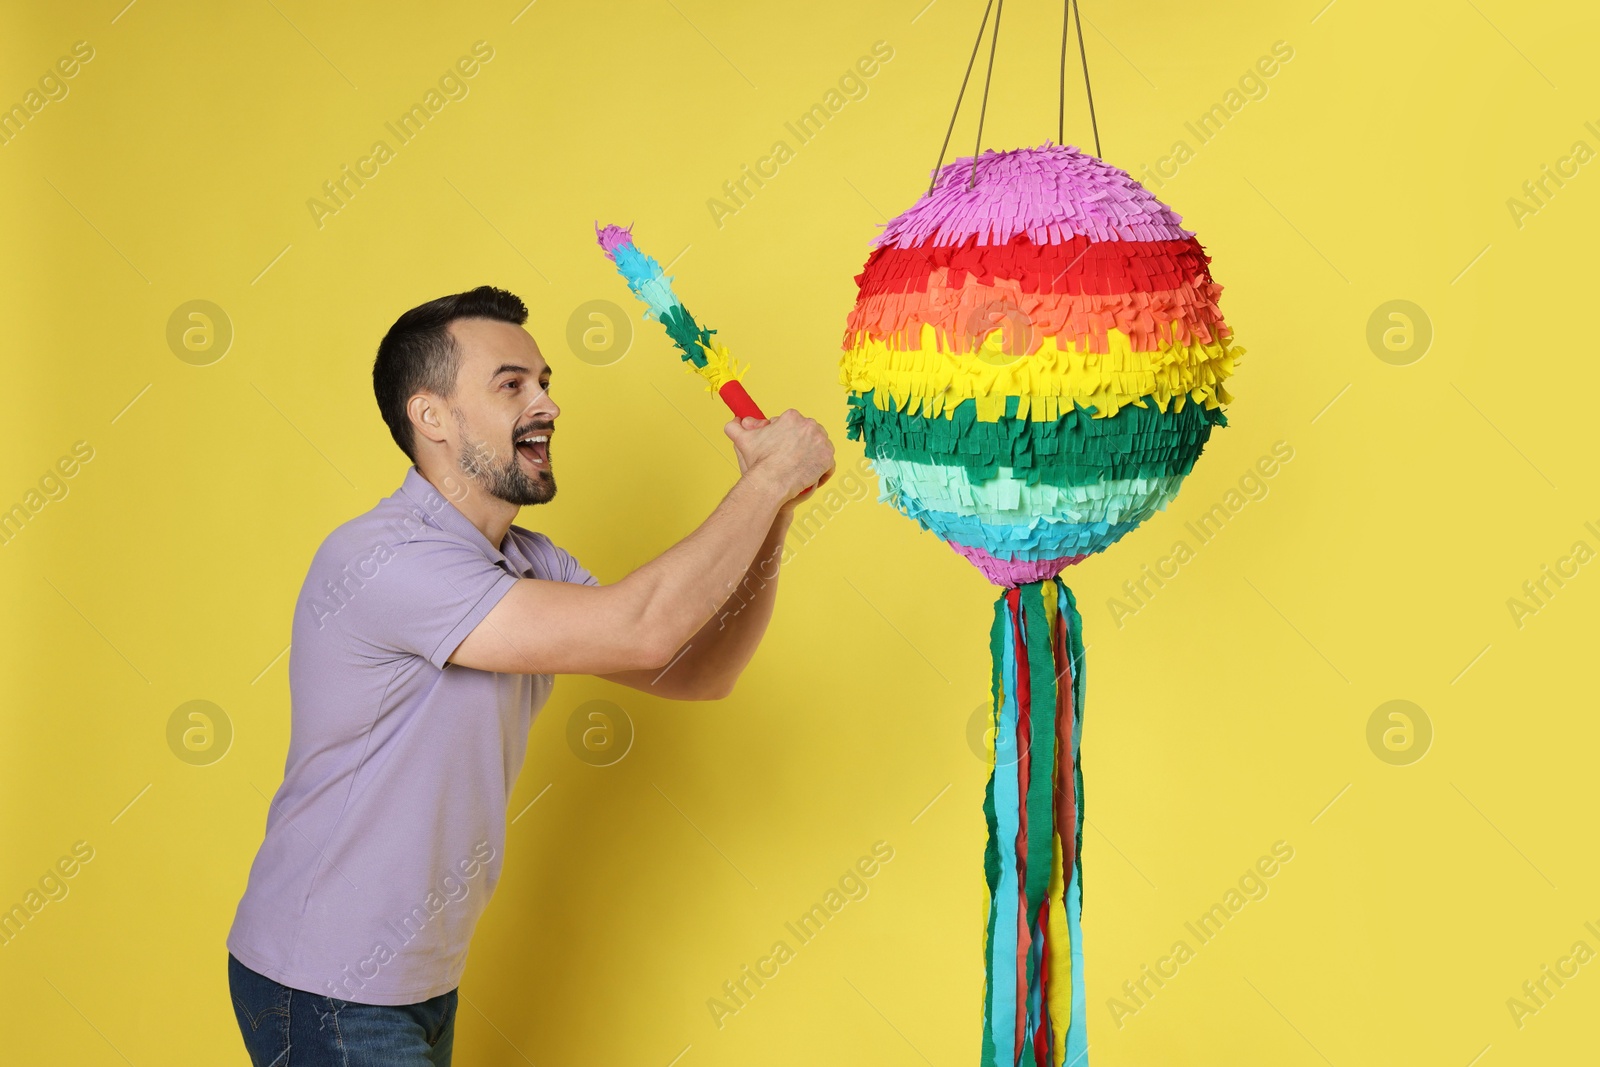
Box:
[687,339,749,394]
[839,321,1240,421]
[1046,821,1073,1065]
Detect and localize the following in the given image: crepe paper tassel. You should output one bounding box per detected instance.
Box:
[837,144,1246,1065]
[981,577,1086,1066]
[595,222,766,420]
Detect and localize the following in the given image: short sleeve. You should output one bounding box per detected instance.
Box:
[324,530,519,670]
[513,529,599,587]
[555,543,600,587]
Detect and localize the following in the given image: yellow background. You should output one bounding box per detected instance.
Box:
[3,0,1597,1063]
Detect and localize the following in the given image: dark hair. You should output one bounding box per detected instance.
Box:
[372,285,529,460]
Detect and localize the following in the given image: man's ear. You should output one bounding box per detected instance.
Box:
[408,393,449,448]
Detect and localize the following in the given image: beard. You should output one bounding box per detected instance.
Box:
[454,411,555,507]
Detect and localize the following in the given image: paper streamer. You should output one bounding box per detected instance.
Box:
[980,578,1086,1067]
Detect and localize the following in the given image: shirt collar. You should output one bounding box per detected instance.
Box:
[396,466,510,567]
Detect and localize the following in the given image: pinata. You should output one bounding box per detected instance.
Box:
[838,141,1242,1065]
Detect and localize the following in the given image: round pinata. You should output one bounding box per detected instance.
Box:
[839,143,1242,587]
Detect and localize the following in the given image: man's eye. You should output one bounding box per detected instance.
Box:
[503,380,519,389]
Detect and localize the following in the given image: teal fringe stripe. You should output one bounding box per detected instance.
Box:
[1019,581,1060,1065]
[980,599,1007,1067]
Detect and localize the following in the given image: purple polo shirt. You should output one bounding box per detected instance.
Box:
[227,465,596,1004]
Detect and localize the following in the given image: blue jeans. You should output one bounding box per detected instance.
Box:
[228,953,457,1066]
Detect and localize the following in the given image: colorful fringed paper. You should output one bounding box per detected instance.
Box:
[596,222,766,419]
[838,144,1242,1065]
[983,578,1086,1067]
[840,146,1242,587]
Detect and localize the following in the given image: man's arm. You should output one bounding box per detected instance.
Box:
[447,411,832,677]
[596,505,793,700]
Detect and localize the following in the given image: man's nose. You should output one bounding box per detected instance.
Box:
[520,389,558,422]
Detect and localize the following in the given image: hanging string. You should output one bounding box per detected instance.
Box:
[1058,0,1068,145]
[1071,0,1101,157]
[932,0,1103,200]
[927,0,996,196]
[968,0,1005,189]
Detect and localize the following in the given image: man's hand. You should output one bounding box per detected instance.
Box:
[724,409,835,509]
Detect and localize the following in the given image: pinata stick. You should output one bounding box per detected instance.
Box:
[712,379,764,421]
[595,223,766,420]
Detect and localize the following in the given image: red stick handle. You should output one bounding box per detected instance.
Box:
[717,380,766,421]
[717,379,823,497]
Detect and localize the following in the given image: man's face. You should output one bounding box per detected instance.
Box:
[442,317,559,507]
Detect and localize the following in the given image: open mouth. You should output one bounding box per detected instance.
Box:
[514,430,551,469]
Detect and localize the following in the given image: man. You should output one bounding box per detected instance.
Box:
[226,285,833,1065]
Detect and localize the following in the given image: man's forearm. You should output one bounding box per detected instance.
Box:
[625,473,788,660]
[655,508,792,696]
[715,506,791,637]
